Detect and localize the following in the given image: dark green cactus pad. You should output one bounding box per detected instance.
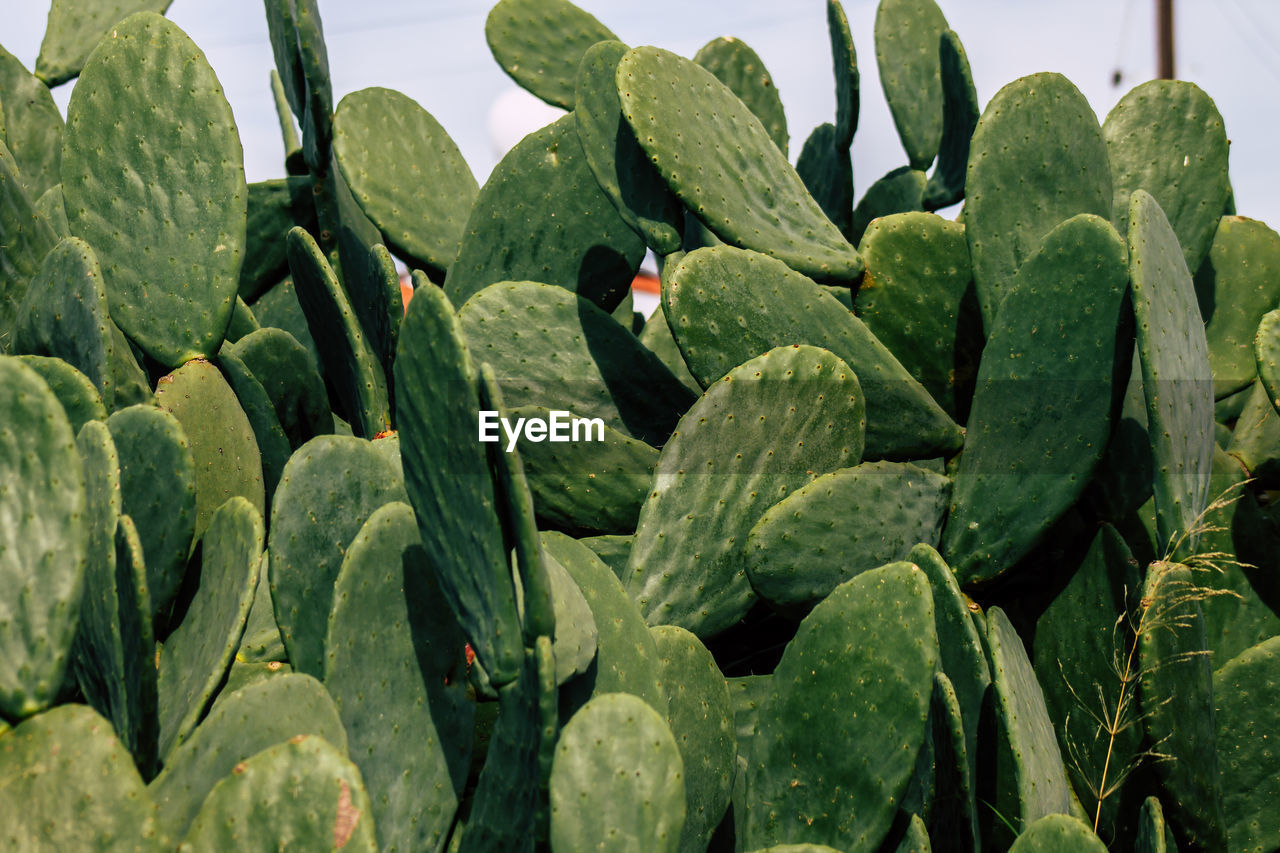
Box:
[745,461,950,609]
[984,607,1073,841]
[662,246,960,459]
[728,674,771,749]
[1135,797,1178,853]
[62,12,246,367]
[944,214,1128,585]
[1257,309,1280,412]
[855,211,981,422]
[795,123,853,238]
[268,434,406,678]
[539,548,597,684]
[1006,815,1107,852]
[928,672,979,853]
[745,563,938,851]
[34,0,173,87]
[0,704,160,850]
[693,36,789,156]
[250,276,322,367]
[1129,190,1215,550]
[238,177,314,303]
[34,184,70,237]
[13,237,114,406]
[550,692,686,853]
[211,659,293,704]
[638,304,701,395]
[1136,562,1226,851]
[395,282,523,687]
[650,626,736,853]
[625,345,866,638]
[0,46,63,198]
[874,0,950,170]
[154,359,264,544]
[544,531,666,716]
[324,501,474,853]
[1104,80,1229,274]
[485,0,618,109]
[214,350,290,505]
[237,552,285,662]
[15,354,106,434]
[157,496,263,759]
[180,735,376,852]
[0,356,87,721]
[1224,381,1280,484]
[106,404,195,621]
[224,296,259,345]
[459,280,694,446]
[924,31,979,211]
[507,404,657,535]
[106,321,153,409]
[264,0,305,137]
[965,73,1111,327]
[1197,216,1280,398]
[618,47,862,283]
[269,0,332,172]
[575,40,684,254]
[333,87,478,276]
[889,814,931,853]
[1213,636,1280,853]
[850,165,927,244]
[228,327,330,451]
[828,0,859,147]
[446,113,646,312]
[578,533,633,580]
[1031,525,1142,835]
[149,673,347,842]
[0,139,59,352]
[286,227,390,438]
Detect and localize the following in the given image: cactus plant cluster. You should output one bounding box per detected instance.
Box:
[3,0,1280,850]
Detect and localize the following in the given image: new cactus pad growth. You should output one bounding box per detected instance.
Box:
[2,1,1279,850]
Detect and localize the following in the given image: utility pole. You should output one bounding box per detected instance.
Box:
[1157,0,1175,78]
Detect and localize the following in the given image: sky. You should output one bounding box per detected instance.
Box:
[5,0,1280,227]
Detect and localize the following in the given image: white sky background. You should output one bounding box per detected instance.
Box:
[5,0,1280,226]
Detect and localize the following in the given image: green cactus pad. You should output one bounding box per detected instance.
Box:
[0,356,87,721]
[0,46,64,198]
[267,0,332,172]
[485,0,617,109]
[849,166,927,244]
[154,359,264,544]
[237,552,284,663]
[214,350,290,505]
[0,704,160,850]
[181,735,376,852]
[286,227,390,438]
[943,214,1128,585]
[745,562,938,851]
[228,327,330,451]
[855,211,982,422]
[578,533,633,580]
[157,496,263,758]
[746,461,950,609]
[333,87,478,276]
[1136,562,1226,850]
[446,113,646,312]
[650,626,736,853]
[1225,378,1280,485]
[459,280,694,446]
[225,297,260,345]
[324,501,474,853]
[638,304,700,395]
[106,322,153,409]
[506,404,657,535]
[693,36,789,156]
[618,46,862,282]
[14,237,114,406]
[1129,190,1215,549]
[985,607,1073,840]
[924,31,979,210]
[105,404,195,621]
[0,139,59,352]
[1135,797,1177,853]
[34,184,70,237]
[1197,216,1280,397]
[828,0,859,147]
[795,123,853,238]
[14,354,106,435]
[34,0,173,87]
[1105,80,1229,274]
[1257,309,1280,412]
[267,434,406,678]
[965,72,1111,327]
[625,345,865,637]
[662,246,961,459]
[533,548,597,684]
[1031,525,1142,834]
[238,177,314,303]
[874,0,950,170]
[62,12,246,367]
[927,672,979,853]
[544,531,666,716]
[575,40,684,254]
[1213,636,1280,853]
[396,282,524,687]
[1007,815,1107,852]
[550,692,686,853]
